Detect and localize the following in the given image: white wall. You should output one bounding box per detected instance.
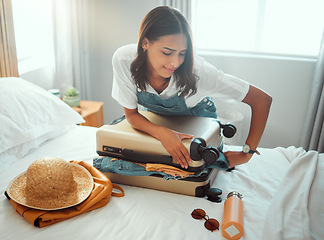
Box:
[87,0,160,123]
[200,51,315,148]
[19,0,317,149]
[19,64,54,90]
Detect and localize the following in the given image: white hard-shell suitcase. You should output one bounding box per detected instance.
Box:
[95,111,236,201]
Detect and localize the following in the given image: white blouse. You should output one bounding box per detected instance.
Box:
[112,44,250,110]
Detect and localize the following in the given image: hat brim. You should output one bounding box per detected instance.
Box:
[7,163,94,211]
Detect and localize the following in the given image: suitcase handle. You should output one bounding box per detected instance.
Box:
[122,149,173,164]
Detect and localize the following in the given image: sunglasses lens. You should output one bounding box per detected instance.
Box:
[191,209,206,219]
[204,218,219,232]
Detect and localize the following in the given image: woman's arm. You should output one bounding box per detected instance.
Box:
[123,107,193,169]
[224,85,272,167]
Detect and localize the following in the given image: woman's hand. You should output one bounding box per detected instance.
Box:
[123,107,193,169]
[224,85,272,168]
[157,127,193,169]
[224,151,252,168]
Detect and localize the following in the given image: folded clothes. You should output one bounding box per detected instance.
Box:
[5,161,124,228]
[110,158,195,178]
[93,157,209,180]
[146,163,194,178]
[93,150,229,180]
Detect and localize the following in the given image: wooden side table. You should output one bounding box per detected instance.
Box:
[73,101,104,127]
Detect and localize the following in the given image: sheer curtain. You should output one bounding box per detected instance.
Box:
[0,0,18,77]
[159,0,192,22]
[301,31,324,153]
[52,0,92,100]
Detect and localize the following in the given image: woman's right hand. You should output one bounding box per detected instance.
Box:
[123,107,193,169]
[156,127,193,169]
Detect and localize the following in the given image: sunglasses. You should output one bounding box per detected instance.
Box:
[191,208,219,232]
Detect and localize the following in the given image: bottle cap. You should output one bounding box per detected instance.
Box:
[227,191,243,199]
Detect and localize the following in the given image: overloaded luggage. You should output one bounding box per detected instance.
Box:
[95,111,236,202]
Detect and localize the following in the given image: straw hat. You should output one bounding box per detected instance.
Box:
[7,157,94,210]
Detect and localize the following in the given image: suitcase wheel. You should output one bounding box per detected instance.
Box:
[219,122,237,138]
[206,188,222,203]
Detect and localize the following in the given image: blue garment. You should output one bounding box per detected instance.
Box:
[136,89,217,118]
[93,157,210,181]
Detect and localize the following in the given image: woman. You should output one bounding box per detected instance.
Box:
[112,6,272,169]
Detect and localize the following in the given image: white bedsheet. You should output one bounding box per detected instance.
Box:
[263,147,324,240]
[0,126,321,240]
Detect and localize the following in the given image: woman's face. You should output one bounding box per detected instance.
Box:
[143,33,188,80]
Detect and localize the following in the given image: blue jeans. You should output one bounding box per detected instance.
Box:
[93,157,210,181]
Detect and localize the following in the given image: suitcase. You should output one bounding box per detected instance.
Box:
[95,111,236,202]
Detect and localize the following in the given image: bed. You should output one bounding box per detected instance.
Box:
[1,77,323,240]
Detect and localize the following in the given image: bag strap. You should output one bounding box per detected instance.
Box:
[112,184,125,197]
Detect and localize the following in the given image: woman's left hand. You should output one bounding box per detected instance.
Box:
[224,151,252,168]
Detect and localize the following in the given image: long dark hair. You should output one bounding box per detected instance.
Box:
[130,6,197,97]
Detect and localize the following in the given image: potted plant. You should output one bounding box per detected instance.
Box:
[63,87,80,107]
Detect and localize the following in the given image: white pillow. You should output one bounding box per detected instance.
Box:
[0,77,85,155]
[0,126,71,172]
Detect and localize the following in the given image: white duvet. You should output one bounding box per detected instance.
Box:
[0,126,323,240]
[263,147,324,240]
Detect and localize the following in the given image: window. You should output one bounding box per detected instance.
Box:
[192,0,324,57]
[11,0,54,74]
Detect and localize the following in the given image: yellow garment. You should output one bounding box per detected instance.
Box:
[146,163,194,178]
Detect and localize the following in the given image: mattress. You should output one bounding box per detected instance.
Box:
[0,126,323,240]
